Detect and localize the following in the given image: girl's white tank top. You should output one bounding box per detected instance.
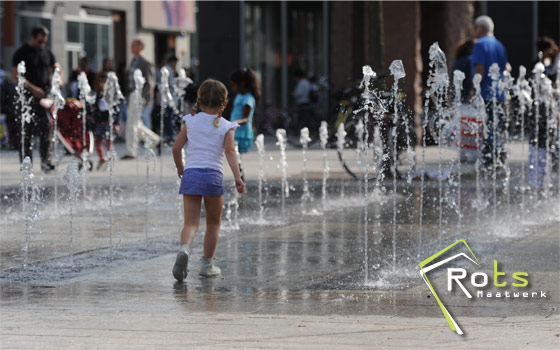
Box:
[183,112,239,172]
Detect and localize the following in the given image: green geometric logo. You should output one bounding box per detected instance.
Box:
[419,239,480,335]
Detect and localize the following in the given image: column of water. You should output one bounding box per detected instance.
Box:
[103,72,124,257]
[427,43,449,246]
[233,143,241,228]
[389,59,405,272]
[359,66,377,284]
[172,68,192,222]
[144,139,157,243]
[173,68,193,116]
[452,70,465,232]
[276,129,289,218]
[78,72,95,197]
[21,157,36,268]
[419,91,429,250]
[539,73,554,198]
[255,134,267,221]
[300,128,312,208]
[513,67,532,220]
[159,67,178,183]
[63,161,80,258]
[50,68,65,214]
[498,71,514,232]
[319,121,329,211]
[131,69,146,182]
[354,120,364,199]
[336,123,347,199]
[530,63,544,202]
[488,64,501,230]
[16,62,31,163]
[555,62,560,198]
[471,74,486,227]
[177,148,186,220]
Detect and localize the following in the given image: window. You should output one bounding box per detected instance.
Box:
[18,15,52,50]
[65,19,112,73]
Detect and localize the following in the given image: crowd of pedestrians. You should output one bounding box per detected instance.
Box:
[450,16,559,189]
[3,18,559,189]
[4,26,201,171]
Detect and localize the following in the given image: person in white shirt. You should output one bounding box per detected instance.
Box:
[293,69,314,132]
[171,79,245,281]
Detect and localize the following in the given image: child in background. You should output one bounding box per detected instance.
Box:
[171,79,245,282]
[89,73,119,170]
[228,68,261,153]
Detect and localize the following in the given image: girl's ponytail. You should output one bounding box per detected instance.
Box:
[213,104,226,128]
[191,99,199,115]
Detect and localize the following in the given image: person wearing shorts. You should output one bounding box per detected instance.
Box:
[171,79,245,282]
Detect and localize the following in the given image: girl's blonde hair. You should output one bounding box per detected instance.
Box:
[191,79,228,128]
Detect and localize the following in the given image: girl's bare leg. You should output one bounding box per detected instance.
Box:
[202,195,223,258]
[181,195,202,245]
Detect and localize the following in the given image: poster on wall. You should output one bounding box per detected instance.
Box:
[140,0,196,32]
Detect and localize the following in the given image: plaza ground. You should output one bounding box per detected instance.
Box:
[1,138,559,349]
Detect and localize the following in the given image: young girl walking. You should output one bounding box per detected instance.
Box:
[89,72,119,170]
[171,79,245,282]
[228,68,261,153]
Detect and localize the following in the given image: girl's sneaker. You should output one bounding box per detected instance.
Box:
[172,251,189,282]
[199,257,221,277]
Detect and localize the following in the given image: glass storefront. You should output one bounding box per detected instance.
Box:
[18,15,52,50]
[243,1,326,111]
[65,20,111,73]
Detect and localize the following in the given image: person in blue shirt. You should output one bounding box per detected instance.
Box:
[452,40,474,102]
[228,68,261,153]
[471,15,510,172]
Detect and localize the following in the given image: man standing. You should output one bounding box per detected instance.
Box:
[471,15,509,171]
[122,39,156,159]
[12,25,58,172]
[293,69,313,133]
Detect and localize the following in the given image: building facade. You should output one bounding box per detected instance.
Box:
[1,0,196,93]
[198,0,559,133]
[2,0,558,131]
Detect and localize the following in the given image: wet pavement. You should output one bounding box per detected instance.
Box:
[1,140,559,348]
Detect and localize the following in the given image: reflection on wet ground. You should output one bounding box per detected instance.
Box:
[1,176,558,319]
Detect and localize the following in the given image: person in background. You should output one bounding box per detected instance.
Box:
[228,68,261,154]
[121,38,156,159]
[89,72,120,171]
[537,37,559,83]
[101,57,114,74]
[182,67,199,125]
[68,56,96,98]
[293,68,314,133]
[12,25,60,172]
[452,39,474,102]
[537,37,559,170]
[471,15,509,173]
[0,68,19,151]
[93,57,114,97]
[528,37,560,185]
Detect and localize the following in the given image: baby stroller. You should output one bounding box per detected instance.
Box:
[44,98,94,171]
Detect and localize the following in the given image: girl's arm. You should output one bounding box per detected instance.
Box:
[224,129,245,193]
[234,105,252,125]
[172,125,187,178]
